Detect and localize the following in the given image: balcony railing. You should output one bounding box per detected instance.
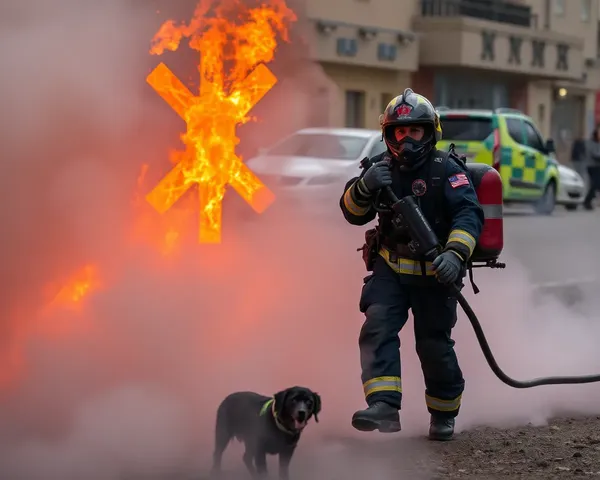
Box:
[420,0,537,29]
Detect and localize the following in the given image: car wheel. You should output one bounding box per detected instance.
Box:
[565,204,578,211]
[535,181,556,215]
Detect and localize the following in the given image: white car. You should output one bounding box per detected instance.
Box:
[244,127,386,213]
[556,163,585,211]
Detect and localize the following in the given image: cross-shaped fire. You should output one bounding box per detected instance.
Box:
[146,0,296,243]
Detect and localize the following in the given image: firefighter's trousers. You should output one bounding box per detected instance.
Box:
[358,255,465,418]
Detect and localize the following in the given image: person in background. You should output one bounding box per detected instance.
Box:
[570,137,586,182]
[583,125,600,210]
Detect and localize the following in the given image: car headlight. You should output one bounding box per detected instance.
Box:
[306,174,341,185]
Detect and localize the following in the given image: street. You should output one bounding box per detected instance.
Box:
[503,207,599,286]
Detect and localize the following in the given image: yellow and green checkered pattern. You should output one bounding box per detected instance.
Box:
[500,149,547,185]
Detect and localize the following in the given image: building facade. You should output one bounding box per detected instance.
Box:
[303,0,600,162]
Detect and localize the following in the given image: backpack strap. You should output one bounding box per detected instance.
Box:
[429,144,481,295]
[429,148,450,217]
[430,142,471,208]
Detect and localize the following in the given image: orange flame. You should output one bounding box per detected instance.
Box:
[48,264,101,310]
[145,0,296,243]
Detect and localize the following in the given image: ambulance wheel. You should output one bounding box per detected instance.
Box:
[535,181,556,215]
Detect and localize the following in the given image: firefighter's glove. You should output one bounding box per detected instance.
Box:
[432,250,463,285]
[361,160,392,193]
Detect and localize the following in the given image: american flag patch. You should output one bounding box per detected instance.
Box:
[448,173,469,188]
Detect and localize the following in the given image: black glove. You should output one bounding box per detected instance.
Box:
[361,160,392,193]
[432,250,463,284]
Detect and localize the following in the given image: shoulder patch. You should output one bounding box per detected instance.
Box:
[448,173,469,188]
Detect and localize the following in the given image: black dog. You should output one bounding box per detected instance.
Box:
[211,386,321,479]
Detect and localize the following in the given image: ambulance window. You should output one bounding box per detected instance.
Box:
[506,118,525,145]
[524,121,545,152]
[439,117,492,141]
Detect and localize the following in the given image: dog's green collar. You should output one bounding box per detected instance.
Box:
[260,398,274,416]
[259,398,297,436]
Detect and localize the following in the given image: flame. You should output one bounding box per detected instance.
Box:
[131,163,192,256]
[145,0,296,243]
[0,265,103,392]
[47,264,101,311]
[0,0,298,394]
[39,264,102,340]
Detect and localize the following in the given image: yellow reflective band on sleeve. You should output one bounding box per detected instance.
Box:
[363,376,402,398]
[379,247,435,276]
[446,229,476,256]
[343,185,370,216]
[425,393,462,412]
[355,178,370,197]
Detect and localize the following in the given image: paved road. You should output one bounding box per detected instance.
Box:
[503,206,599,285]
[502,206,600,311]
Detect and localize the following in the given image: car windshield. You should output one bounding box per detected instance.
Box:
[266,133,369,160]
[439,116,493,141]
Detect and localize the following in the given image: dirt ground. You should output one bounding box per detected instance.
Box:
[432,416,600,478]
[183,416,600,480]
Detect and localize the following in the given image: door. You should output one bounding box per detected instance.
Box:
[504,117,545,199]
[551,93,584,164]
[522,119,550,190]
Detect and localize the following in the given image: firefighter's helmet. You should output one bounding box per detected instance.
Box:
[379,88,442,169]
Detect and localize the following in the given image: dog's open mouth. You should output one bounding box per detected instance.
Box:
[293,418,307,430]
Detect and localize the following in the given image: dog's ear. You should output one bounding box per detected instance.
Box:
[273,389,289,413]
[312,392,321,423]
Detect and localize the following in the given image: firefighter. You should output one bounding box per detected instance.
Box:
[339,88,484,441]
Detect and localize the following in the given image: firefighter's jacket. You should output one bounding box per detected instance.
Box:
[340,149,485,285]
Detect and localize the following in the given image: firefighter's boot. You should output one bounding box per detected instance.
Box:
[428,415,455,441]
[351,402,401,433]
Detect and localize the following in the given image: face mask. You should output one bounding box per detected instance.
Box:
[397,136,428,163]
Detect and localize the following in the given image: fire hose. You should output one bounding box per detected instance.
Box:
[379,186,600,388]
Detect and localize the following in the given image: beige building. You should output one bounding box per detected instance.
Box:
[302,0,600,162]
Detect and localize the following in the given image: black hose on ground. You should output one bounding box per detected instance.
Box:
[451,284,600,387]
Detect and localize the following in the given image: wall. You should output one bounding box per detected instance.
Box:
[525,0,599,59]
[527,81,553,138]
[321,63,410,129]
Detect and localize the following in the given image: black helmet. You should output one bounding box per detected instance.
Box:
[379,88,442,170]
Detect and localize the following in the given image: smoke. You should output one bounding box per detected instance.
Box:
[2,0,600,478]
[451,252,600,433]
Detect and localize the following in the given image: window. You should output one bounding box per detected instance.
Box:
[368,138,387,157]
[581,0,591,21]
[524,121,546,152]
[506,117,525,144]
[553,0,565,15]
[266,133,369,160]
[345,90,365,128]
[438,116,493,141]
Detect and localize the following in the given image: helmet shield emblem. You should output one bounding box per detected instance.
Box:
[395,104,412,117]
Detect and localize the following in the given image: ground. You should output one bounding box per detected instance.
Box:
[434,416,600,478]
[287,416,600,479]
